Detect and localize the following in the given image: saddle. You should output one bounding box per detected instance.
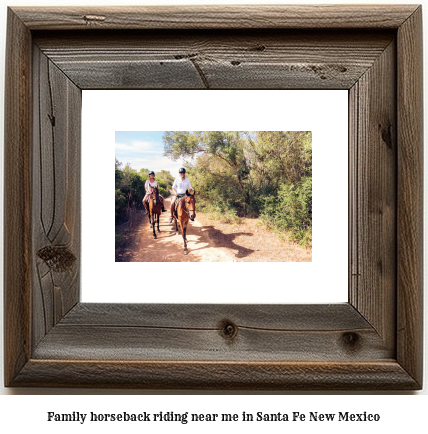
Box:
[173,195,184,216]
[145,195,163,205]
[144,194,164,214]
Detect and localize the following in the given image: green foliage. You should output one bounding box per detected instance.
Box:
[115,160,172,224]
[261,177,312,246]
[156,170,174,188]
[137,168,173,193]
[163,131,312,245]
[163,131,247,176]
[166,131,252,216]
[158,186,170,197]
[247,131,312,193]
[139,168,150,178]
[115,158,123,189]
[115,189,127,223]
[198,199,241,224]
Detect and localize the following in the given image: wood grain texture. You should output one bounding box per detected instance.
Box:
[349,40,396,350]
[32,47,81,348]
[396,6,423,387]
[3,8,32,388]
[3,5,423,390]
[32,304,391,362]
[11,5,419,30]
[34,31,393,90]
[12,361,419,390]
[60,303,371,329]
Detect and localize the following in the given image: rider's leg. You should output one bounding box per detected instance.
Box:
[169,196,176,223]
[143,193,150,213]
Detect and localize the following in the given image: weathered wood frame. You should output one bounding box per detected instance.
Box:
[4,5,423,389]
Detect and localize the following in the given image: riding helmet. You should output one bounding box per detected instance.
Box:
[149,171,155,176]
[179,167,186,173]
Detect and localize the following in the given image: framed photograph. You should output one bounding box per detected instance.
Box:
[4,5,423,389]
[82,90,348,305]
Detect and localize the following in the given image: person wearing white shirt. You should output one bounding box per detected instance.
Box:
[143,171,166,213]
[169,167,193,223]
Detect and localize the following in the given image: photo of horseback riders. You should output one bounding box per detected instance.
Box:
[142,167,196,249]
[115,131,312,262]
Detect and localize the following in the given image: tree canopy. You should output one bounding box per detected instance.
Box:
[163,131,312,245]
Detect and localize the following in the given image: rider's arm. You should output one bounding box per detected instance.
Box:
[172,179,178,195]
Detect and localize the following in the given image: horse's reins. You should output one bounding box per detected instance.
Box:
[181,197,196,216]
[150,188,159,205]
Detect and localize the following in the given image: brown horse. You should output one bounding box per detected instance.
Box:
[148,186,162,238]
[172,189,196,252]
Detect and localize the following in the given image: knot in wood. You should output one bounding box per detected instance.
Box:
[341,332,361,350]
[37,245,76,272]
[378,122,393,149]
[83,15,106,23]
[219,320,238,340]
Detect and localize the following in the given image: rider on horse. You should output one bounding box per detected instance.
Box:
[143,171,166,213]
[169,167,193,223]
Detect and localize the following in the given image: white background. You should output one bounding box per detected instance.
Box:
[0,0,427,431]
[82,90,348,304]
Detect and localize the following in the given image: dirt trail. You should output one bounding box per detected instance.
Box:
[116,197,311,262]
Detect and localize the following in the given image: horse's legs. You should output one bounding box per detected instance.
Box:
[157,212,161,233]
[182,222,188,251]
[148,204,152,227]
[151,212,157,238]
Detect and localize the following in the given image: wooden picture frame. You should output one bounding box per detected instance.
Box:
[4,5,423,389]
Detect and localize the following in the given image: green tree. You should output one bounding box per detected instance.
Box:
[248,131,312,189]
[117,163,145,211]
[163,131,248,179]
[162,131,312,244]
[156,170,174,188]
[163,131,252,214]
[115,158,123,189]
[139,168,150,179]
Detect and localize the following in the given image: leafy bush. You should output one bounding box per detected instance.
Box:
[115,189,128,223]
[157,180,167,190]
[158,186,170,197]
[200,201,240,224]
[261,176,312,246]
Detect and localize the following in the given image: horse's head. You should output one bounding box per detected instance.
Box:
[185,189,196,221]
[150,186,159,205]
